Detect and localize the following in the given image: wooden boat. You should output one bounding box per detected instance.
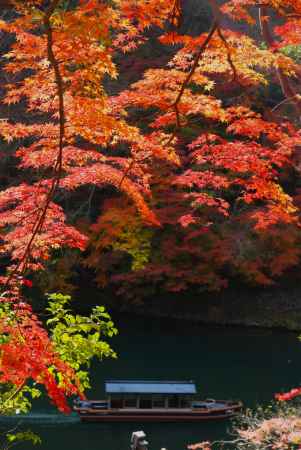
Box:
[73,380,242,422]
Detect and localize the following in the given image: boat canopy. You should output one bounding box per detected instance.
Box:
[105,380,197,395]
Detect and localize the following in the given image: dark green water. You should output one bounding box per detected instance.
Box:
[3,315,301,450]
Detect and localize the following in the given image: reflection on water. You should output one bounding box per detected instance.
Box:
[0,414,80,425]
[3,315,301,450]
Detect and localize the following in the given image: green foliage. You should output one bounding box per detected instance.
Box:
[0,301,15,342]
[111,227,153,271]
[280,45,301,62]
[0,429,41,450]
[46,293,118,391]
[0,384,41,416]
[0,293,117,417]
[6,431,41,446]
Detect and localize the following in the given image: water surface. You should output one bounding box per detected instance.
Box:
[3,316,301,450]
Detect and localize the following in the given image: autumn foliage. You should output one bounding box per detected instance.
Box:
[0,0,301,414]
[86,2,301,297]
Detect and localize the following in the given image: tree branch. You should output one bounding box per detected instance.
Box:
[6,0,65,283]
[172,21,217,111]
[209,0,242,86]
[259,6,301,117]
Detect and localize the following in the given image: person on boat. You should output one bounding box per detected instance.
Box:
[74,398,90,409]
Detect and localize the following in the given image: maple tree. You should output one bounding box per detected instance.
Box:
[0,0,301,424]
[0,0,178,415]
[188,401,301,450]
[85,1,301,298]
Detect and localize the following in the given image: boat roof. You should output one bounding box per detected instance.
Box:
[105,380,197,395]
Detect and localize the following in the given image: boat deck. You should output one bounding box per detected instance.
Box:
[73,380,242,422]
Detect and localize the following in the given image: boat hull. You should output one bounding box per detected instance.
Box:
[78,413,235,422]
[74,402,242,423]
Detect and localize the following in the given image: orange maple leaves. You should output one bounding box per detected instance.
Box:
[84,0,301,296]
[0,0,176,412]
[1,0,301,412]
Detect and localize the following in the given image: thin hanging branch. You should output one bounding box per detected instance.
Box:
[209,0,241,85]
[170,0,240,133]
[172,21,218,111]
[259,6,301,118]
[164,20,217,143]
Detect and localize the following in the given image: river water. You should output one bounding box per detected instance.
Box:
[3,315,301,450]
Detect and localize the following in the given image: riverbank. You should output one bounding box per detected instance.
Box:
[101,282,301,331]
